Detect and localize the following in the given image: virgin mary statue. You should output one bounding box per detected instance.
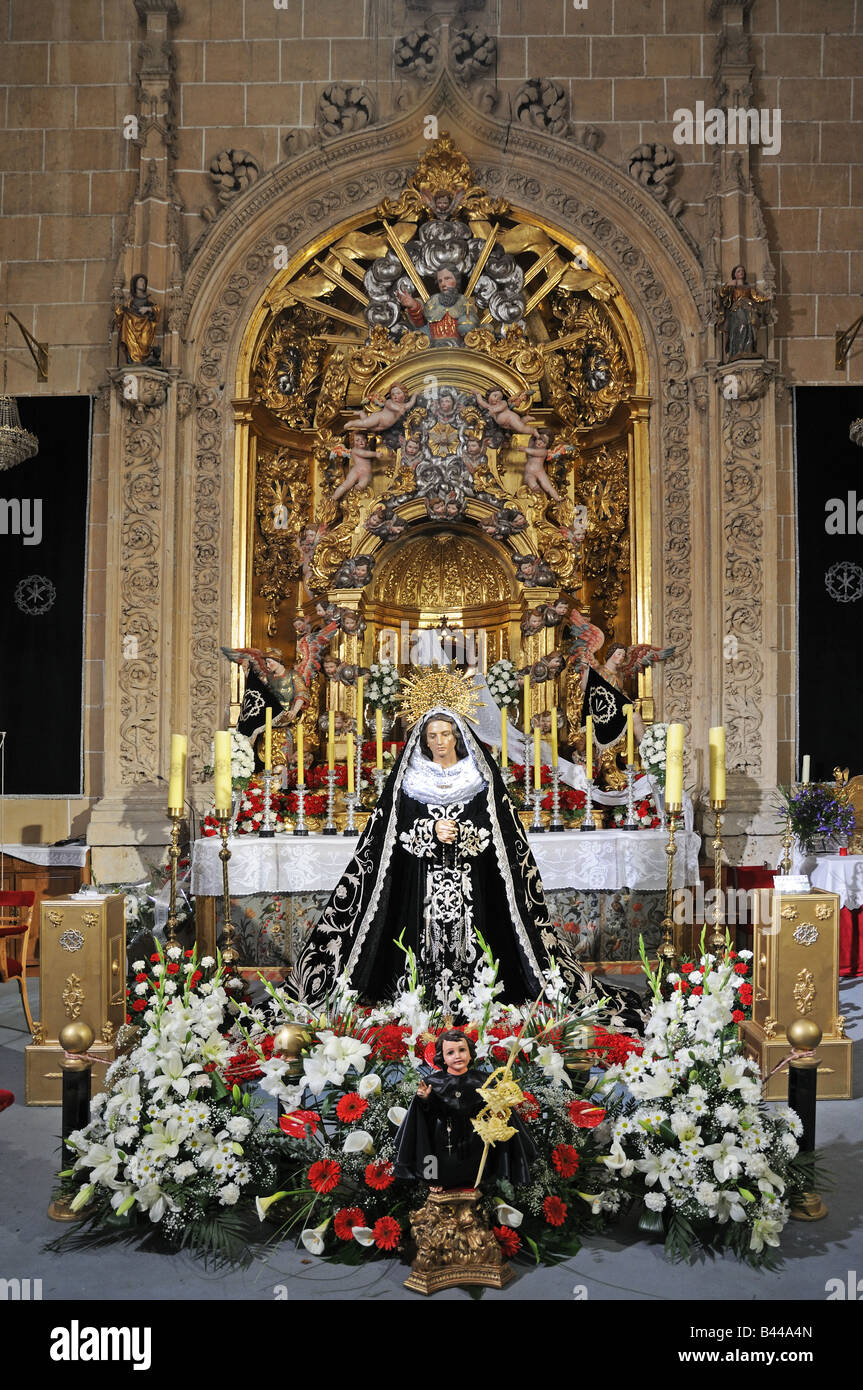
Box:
[293,698,589,1011]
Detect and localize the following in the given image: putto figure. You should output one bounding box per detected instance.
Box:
[474,387,537,435]
[397,266,479,346]
[330,432,387,501]
[344,383,417,434]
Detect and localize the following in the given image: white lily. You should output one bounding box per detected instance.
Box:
[300,1219,329,1255]
[343,1129,374,1155]
[351,1226,376,1246]
[358,1073,382,1098]
[495,1202,523,1228]
[387,1106,407,1127]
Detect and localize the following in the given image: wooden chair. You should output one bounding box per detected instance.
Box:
[0,890,36,1035]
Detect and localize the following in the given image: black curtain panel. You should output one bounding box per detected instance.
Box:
[795,386,863,782]
[0,396,91,796]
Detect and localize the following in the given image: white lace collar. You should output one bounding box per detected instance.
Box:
[401,747,486,806]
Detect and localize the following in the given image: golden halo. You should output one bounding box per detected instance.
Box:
[397,666,485,727]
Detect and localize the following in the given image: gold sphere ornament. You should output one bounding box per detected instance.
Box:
[273,1022,314,1076]
[787,1018,822,1051]
[59,1021,94,1054]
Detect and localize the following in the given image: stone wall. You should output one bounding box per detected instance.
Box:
[0,0,860,855]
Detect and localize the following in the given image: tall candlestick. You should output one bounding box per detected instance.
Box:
[296,719,304,786]
[623,703,634,765]
[801,754,810,785]
[533,724,542,790]
[501,705,508,767]
[550,702,558,767]
[264,707,272,771]
[375,708,383,769]
[168,733,186,814]
[356,676,364,734]
[213,730,232,815]
[347,733,355,794]
[708,725,726,803]
[665,722,684,807]
[585,714,593,781]
[523,674,530,738]
[328,708,335,772]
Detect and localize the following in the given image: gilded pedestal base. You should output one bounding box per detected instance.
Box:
[404,1189,512,1294]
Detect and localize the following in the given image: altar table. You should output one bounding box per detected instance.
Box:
[191,829,700,970]
[792,850,863,977]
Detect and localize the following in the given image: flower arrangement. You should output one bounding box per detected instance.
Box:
[56,944,274,1263]
[365,661,401,711]
[596,941,809,1265]
[201,778,290,836]
[541,784,587,825]
[610,795,661,829]
[206,730,255,788]
[638,723,667,784]
[779,783,856,854]
[487,659,518,709]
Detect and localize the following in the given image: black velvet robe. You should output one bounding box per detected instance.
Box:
[393,1069,536,1189]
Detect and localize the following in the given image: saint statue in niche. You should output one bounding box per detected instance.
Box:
[715,264,771,361]
[397,266,480,346]
[115,273,161,366]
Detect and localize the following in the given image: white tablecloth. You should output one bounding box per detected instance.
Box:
[791,850,863,911]
[0,843,89,868]
[191,828,700,897]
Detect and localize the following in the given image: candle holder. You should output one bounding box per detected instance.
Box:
[657,804,682,989]
[343,791,359,836]
[217,812,240,967]
[355,735,363,808]
[580,776,596,831]
[373,767,386,803]
[293,780,309,836]
[781,790,796,875]
[530,788,546,832]
[322,768,338,835]
[258,768,276,838]
[548,764,564,831]
[622,763,639,831]
[165,810,183,948]
[710,799,727,954]
[523,752,531,814]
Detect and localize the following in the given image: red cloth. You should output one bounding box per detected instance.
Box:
[0,927,27,938]
[0,891,35,907]
[840,906,863,977]
[0,1091,14,1114]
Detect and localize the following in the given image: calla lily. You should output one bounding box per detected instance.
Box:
[387,1106,407,1126]
[351,1226,376,1246]
[300,1219,329,1255]
[358,1073,382,1098]
[255,1190,291,1222]
[495,1202,523,1228]
[343,1129,374,1155]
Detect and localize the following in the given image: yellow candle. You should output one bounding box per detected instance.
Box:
[623,704,634,765]
[264,707,272,771]
[708,726,726,802]
[347,732,355,794]
[327,708,335,772]
[550,702,558,767]
[296,718,304,785]
[501,705,508,767]
[375,708,383,769]
[523,674,530,738]
[213,730,232,814]
[533,724,542,790]
[665,722,685,806]
[356,676,364,732]
[168,733,186,813]
[585,714,593,780]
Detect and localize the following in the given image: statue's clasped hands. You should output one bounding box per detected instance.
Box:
[435,819,458,844]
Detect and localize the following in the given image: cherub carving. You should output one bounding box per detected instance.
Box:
[474,387,537,435]
[522,430,572,501]
[344,383,417,433]
[330,431,387,501]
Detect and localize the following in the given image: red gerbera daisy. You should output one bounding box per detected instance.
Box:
[372,1215,401,1251]
[517,1091,540,1122]
[308,1159,341,1194]
[552,1143,580,1177]
[364,1161,395,1191]
[279,1109,320,1138]
[335,1092,369,1123]
[334,1206,367,1241]
[543,1195,567,1227]
[493,1225,521,1258]
[567,1099,606,1128]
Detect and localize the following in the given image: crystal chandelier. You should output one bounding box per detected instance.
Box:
[0,311,49,472]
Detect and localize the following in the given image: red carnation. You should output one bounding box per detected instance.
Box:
[308,1159,341,1194]
[150,953,160,962]
[726,950,738,960]
[680,963,694,974]
[336,1092,369,1123]
[734,962,748,975]
[568,1099,606,1128]
[517,1091,540,1122]
[279,1109,320,1138]
[132,998,147,1012]
[190,971,202,987]
[372,1215,401,1251]
[135,972,147,983]
[364,1161,395,1191]
[732,1009,745,1023]
[184,949,194,959]
[552,1143,580,1177]
[738,983,753,1006]
[543,1195,567,1227]
[125,1013,132,1024]
[691,985,703,995]
[334,1206,366,1242]
[367,1023,410,1062]
[166,962,180,975]
[493,1225,521,1258]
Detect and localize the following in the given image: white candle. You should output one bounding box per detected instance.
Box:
[801,755,810,785]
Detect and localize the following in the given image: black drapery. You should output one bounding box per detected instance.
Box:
[583,665,628,750]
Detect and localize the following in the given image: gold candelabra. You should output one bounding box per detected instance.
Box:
[165,810,183,950]
[710,799,727,955]
[781,798,795,875]
[217,812,240,967]
[658,801,681,987]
